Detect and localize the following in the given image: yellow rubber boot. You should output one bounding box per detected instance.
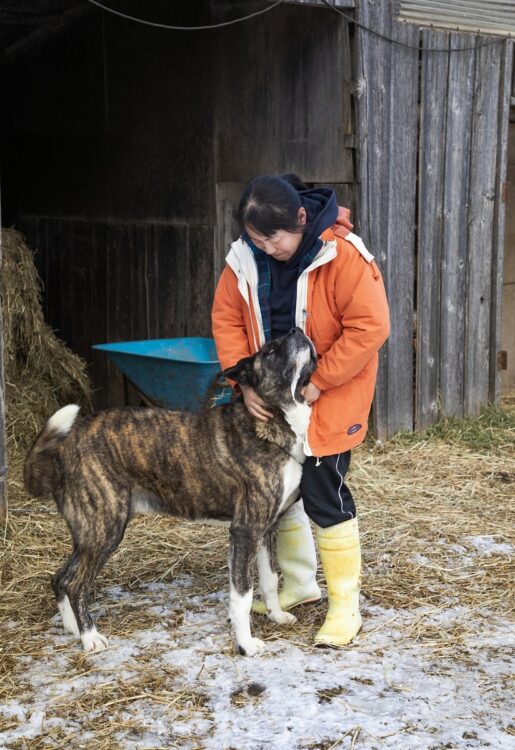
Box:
[314,517,362,646]
[252,501,321,615]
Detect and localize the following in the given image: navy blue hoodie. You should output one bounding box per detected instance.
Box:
[267,187,338,339]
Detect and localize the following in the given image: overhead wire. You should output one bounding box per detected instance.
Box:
[86,0,286,30]
[87,0,507,53]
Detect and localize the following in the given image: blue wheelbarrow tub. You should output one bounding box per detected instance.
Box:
[93,338,232,412]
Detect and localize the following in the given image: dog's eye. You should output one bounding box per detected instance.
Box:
[265,346,276,356]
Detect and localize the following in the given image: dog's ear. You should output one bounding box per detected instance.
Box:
[222,356,257,387]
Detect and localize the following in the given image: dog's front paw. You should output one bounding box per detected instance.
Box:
[81,627,108,653]
[238,637,266,657]
[269,610,297,626]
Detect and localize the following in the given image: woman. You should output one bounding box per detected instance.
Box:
[212,174,389,646]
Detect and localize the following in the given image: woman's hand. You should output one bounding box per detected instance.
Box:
[240,385,274,422]
[301,382,321,405]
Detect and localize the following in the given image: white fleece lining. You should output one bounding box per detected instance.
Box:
[226,239,266,350]
[345,232,375,263]
[295,241,337,332]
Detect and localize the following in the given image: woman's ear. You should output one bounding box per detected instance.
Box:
[298,206,307,226]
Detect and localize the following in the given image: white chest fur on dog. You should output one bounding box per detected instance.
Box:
[283,401,311,464]
[276,457,303,518]
[273,400,311,519]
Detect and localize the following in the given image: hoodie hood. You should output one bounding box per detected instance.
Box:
[287,186,339,269]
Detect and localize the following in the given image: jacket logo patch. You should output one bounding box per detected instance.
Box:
[347,424,362,435]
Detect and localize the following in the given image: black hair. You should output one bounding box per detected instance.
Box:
[236,174,309,237]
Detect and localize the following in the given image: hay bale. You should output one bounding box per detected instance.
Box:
[0,228,92,451]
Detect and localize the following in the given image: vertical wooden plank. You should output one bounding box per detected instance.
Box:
[155,224,190,339]
[214,182,243,294]
[43,218,64,339]
[146,225,160,340]
[416,31,450,430]
[356,0,419,438]
[385,13,419,437]
[90,221,109,410]
[356,0,392,439]
[130,223,149,342]
[440,34,477,418]
[56,218,75,350]
[490,40,514,404]
[189,225,215,337]
[106,223,131,407]
[464,39,503,417]
[69,219,90,367]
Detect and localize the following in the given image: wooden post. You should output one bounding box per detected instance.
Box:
[416,30,450,430]
[490,39,514,405]
[464,37,504,417]
[0,219,7,524]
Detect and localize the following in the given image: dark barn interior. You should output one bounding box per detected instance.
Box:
[0,0,357,408]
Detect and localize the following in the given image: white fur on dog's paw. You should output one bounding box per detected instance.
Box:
[238,637,266,657]
[81,627,108,652]
[58,596,80,637]
[269,610,297,626]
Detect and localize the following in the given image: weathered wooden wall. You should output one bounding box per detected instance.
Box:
[356,0,513,437]
[2,1,357,409]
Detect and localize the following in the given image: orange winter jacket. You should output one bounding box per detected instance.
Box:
[212,226,390,457]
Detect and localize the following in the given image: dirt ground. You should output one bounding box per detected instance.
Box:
[1,406,514,750]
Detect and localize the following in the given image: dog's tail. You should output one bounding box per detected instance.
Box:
[24,404,80,498]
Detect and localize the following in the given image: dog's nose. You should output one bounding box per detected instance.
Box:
[287,328,300,337]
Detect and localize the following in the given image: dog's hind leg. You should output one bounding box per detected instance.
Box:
[257,532,297,626]
[229,524,265,657]
[63,502,130,652]
[52,547,81,637]
[65,551,110,652]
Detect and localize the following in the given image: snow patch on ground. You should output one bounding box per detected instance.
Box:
[465,535,514,556]
[1,578,513,749]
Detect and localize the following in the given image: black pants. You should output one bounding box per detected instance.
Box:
[300,451,356,528]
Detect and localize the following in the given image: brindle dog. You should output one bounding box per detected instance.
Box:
[24,328,316,656]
